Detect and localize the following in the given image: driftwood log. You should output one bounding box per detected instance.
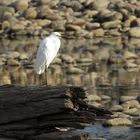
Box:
[0,85,111,140]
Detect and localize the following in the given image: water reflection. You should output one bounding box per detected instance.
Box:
[0,36,139,91]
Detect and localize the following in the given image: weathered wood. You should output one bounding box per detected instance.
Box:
[0,85,111,140]
[32,131,88,140]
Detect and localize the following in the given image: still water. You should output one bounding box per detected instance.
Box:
[0,36,140,139]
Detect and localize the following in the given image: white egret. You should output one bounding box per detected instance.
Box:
[34,32,61,84]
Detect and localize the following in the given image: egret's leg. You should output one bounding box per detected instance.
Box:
[45,68,48,85]
[39,74,42,86]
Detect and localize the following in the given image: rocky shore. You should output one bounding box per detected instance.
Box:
[1,0,140,38]
[0,0,140,139]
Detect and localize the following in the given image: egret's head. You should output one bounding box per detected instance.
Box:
[51,32,61,38]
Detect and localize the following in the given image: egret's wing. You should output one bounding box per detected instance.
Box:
[34,35,61,74]
[45,37,61,68]
[34,38,48,74]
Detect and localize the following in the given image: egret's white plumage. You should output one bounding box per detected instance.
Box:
[35,32,61,75]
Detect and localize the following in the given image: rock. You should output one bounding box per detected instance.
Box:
[93,28,104,37]
[76,58,93,63]
[67,67,84,74]
[123,51,138,60]
[13,0,28,11]
[37,6,61,20]
[19,52,29,60]
[135,8,140,18]
[0,59,5,66]
[101,95,111,100]
[86,22,100,30]
[83,10,98,18]
[123,108,138,116]
[7,59,20,66]
[112,112,131,119]
[88,101,103,108]
[130,18,140,27]
[3,12,17,24]
[75,29,88,38]
[92,0,110,10]
[52,58,62,65]
[38,0,59,8]
[36,19,51,27]
[1,72,11,85]
[110,105,123,112]
[120,96,137,103]
[107,29,121,36]
[72,19,86,27]
[38,0,50,5]
[103,118,132,126]
[102,20,121,29]
[129,27,140,38]
[65,24,81,31]
[124,62,139,71]
[123,15,136,27]
[87,95,101,102]
[0,0,17,5]
[0,6,15,21]
[122,100,140,110]
[1,20,10,30]
[71,0,83,11]
[97,9,115,22]
[112,12,123,21]
[10,23,25,31]
[51,20,66,31]
[3,51,20,59]
[61,54,75,63]
[24,7,37,19]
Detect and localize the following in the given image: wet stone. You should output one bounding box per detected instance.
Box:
[103,118,132,126]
